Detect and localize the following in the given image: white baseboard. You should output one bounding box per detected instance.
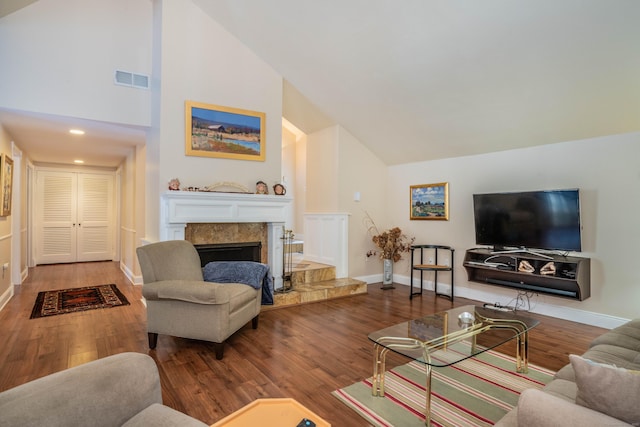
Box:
[355,273,629,330]
[0,284,14,313]
[120,261,143,286]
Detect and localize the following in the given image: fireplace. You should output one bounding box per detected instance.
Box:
[159,191,291,289]
[194,242,262,267]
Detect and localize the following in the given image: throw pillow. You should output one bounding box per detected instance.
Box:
[570,354,640,424]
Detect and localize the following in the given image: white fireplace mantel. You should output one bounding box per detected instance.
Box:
[159,191,292,289]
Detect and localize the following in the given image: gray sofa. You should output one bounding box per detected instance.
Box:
[0,352,208,427]
[496,319,640,426]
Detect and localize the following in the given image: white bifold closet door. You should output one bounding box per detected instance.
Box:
[35,170,114,264]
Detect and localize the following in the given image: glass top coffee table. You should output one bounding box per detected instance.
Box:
[369,305,539,426]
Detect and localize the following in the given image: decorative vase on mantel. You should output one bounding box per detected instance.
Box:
[382,258,395,289]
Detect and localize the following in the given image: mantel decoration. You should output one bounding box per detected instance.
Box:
[168,178,180,190]
[255,181,269,194]
[273,183,286,195]
[365,212,415,289]
[204,181,251,193]
[185,100,266,162]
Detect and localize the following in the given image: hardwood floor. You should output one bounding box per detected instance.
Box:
[0,261,608,426]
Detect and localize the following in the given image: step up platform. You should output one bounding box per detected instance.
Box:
[265,261,367,309]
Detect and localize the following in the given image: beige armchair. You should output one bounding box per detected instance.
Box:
[136,240,261,359]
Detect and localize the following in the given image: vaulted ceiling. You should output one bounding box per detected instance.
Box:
[197,0,640,164]
[2,0,639,167]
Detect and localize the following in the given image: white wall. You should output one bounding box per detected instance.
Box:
[336,126,388,278]
[119,149,137,282]
[294,134,307,237]
[145,0,283,241]
[281,126,297,231]
[0,0,152,127]
[306,126,339,212]
[383,132,640,324]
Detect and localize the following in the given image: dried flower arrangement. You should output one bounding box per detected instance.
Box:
[365,212,415,262]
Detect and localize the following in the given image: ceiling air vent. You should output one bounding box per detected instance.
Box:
[114,70,149,90]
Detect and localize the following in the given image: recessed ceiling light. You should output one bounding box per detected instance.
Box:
[74,160,84,164]
[69,129,85,135]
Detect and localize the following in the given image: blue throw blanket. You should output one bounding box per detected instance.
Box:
[203,261,274,305]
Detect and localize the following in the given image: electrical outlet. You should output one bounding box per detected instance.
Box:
[428,257,434,265]
[443,259,450,267]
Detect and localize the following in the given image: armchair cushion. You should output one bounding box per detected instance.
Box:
[143,280,231,305]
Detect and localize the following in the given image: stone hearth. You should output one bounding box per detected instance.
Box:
[266,260,367,310]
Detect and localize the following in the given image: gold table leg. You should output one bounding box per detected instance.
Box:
[424,363,432,426]
[517,330,530,373]
[372,345,393,397]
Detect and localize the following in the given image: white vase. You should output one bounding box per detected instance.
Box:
[382,258,394,289]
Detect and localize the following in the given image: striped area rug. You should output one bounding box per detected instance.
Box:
[333,344,555,427]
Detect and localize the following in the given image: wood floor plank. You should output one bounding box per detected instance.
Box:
[0,261,609,426]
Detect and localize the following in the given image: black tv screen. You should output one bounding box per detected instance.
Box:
[473,189,582,252]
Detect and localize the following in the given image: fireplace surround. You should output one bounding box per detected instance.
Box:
[160,191,291,289]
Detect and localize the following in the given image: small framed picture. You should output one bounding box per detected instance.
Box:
[0,154,14,217]
[410,182,449,220]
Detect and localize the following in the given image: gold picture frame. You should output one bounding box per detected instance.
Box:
[410,182,449,220]
[185,100,266,161]
[0,153,14,217]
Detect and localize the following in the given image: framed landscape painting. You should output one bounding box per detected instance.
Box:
[0,153,14,217]
[410,182,449,220]
[185,101,266,161]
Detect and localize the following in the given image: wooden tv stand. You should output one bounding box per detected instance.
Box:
[463,248,590,301]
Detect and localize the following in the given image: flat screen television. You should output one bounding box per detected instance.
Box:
[473,189,582,252]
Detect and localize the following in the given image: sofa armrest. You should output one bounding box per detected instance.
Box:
[517,389,633,427]
[0,353,163,427]
[143,280,231,304]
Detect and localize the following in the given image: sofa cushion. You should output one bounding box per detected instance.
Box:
[517,388,632,427]
[0,352,163,427]
[123,403,208,427]
[590,319,640,351]
[553,342,640,384]
[541,378,577,402]
[570,354,640,425]
[554,363,576,382]
[581,344,640,370]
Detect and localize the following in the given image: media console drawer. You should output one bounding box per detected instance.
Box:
[463,248,590,301]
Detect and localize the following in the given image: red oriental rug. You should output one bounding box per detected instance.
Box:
[30,284,130,319]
